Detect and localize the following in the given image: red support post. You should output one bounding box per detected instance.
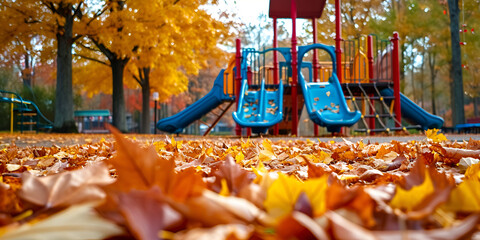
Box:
[335,0,344,134]
[235,38,242,136]
[273,18,279,135]
[291,0,298,136]
[247,66,252,137]
[312,18,319,136]
[335,0,343,83]
[391,32,402,127]
[367,35,375,134]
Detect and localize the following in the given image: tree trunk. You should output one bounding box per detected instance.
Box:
[428,52,437,115]
[447,0,465,126]
[140,67,151,134]
[474,97,479,117]
[53,8,77,133]
[410,42,416,102]
[400,43,406,93]
[111,59,128,132]
[420,38,426,108]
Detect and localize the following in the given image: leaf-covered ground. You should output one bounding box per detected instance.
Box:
[1,128,480,239]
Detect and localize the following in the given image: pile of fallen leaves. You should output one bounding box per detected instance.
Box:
[1,128,480,239]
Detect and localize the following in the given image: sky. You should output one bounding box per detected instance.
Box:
[213,0,309,35]
[230,0,270,25]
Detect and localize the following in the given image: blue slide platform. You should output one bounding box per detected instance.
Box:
[232,79,284,134]
[380,88,444,130]
[297,44,362,132]
[156,70,233,133]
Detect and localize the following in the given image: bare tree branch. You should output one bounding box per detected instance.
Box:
[74,53,110,67]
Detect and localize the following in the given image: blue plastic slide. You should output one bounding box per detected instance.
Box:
[380,88,444,130]
[232,79,284,134]
[156,70,233,133]
[0,90,53,130]
[297,44,362,132]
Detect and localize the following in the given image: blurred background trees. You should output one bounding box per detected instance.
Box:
[0,0,478,132]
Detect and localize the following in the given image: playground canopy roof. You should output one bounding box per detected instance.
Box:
[269,0,326,19]
[74,110,111,117]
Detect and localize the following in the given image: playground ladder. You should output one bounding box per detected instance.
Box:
[198,101,234,136]
[343,83,412,134]
[16,110,38,133]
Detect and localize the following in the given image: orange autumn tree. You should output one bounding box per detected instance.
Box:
[0,0,88,132]
[74,0,229,133]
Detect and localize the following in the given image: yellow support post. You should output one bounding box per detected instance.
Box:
[10,94,13,133]
[389,101,395,114]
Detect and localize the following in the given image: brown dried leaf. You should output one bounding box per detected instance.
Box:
[116,188,185,240]
[19,163,113,208]
[210,155,255,196]
[170,190,263,227]
[276,211,328,240]
[108,126,174,192]
[173,224,253,240]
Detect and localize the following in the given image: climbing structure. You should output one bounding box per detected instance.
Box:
[0,90,53,133]
[157,0,444,136]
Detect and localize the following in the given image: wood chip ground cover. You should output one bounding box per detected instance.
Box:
[0,128,480,239]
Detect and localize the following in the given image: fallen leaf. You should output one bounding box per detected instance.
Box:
[443,147,480,164]
[443,179,480,212]
[210,155,255,196]
[19,163,114,208]
[0,203,124,240]
[390,168,435,212]
[264,174,328,219]
[173,224,253,240]
[170,190,263,227]
[390,159,455,219]
[458,157,480,173]
[276,211,329,240]
[116,188,184,240]
[108,126,175,192]
[425,129,448,143]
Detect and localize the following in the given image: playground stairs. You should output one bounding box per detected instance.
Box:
[198,101,234,136]
[15,108,39,133]
[0,90,53,133]
[342,83,420,134]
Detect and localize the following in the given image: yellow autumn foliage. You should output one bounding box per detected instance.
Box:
[390,169,435,212]
[444,163,480,212]
[264,173,328,219]
[425,129,448,143]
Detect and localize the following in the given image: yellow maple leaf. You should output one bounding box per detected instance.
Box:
[443,179,480,212]
[303,176,328,216]
[241,138,251,149]
[259,150,275,162]
[264,174,303,219]
[390,169,435,211]
[465,162,480,181]
[235,152,245,163]
[219,179,230,197]
[264,173,328,219]
[425,129,448,143]
[153,141,166,151]
[206,147,214,156]
[252,161,277,189]
[262,139,275,154]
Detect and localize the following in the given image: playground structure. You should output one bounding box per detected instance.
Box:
[0,90,53,133]
[156,59,236,134]
[74,109,112,133]
[157,0,444,136]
